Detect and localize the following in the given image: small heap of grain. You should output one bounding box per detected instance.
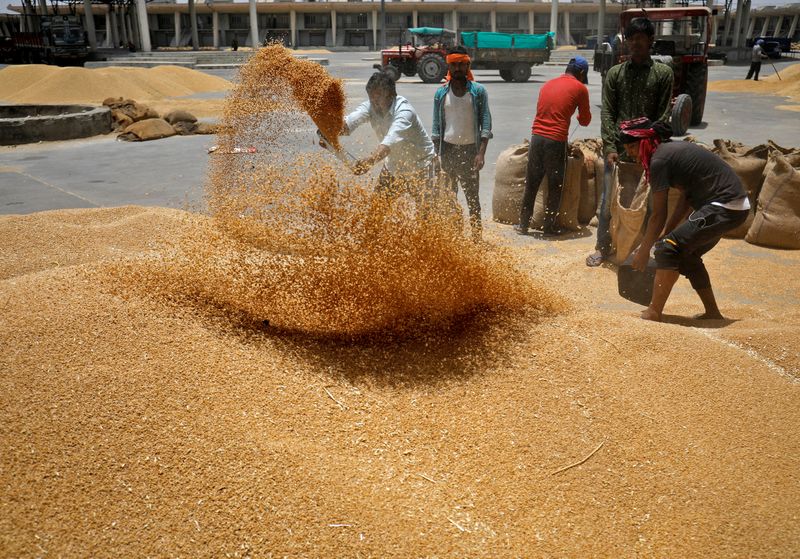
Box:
[708,63,800,109]
[109,43,562,339]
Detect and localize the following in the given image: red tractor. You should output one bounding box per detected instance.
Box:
[597,7,712,135]
[376,27,455,84]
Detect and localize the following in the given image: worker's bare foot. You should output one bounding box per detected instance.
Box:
[640,308,662,322]
[693,311,724,320]
[586,250,604,267]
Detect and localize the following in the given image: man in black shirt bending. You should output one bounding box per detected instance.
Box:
[622,118,750,322]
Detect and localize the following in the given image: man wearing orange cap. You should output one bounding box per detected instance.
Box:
[431,46,493,240]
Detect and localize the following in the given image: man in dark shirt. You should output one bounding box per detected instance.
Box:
[515,56,591,236]
[621,118,750,322]
[586,17,674,266]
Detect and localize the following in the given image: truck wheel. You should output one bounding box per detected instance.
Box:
[511,63,532,83]
[671,93,693,136]
[418,53,446,83]
[383,64,400,83]
[499,69,513,82]
[685,62,707,126]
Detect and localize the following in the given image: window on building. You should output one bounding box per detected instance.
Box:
[229,15,249,30]
[386,13,412,29]
[260,14,290,29]
[339,13,368,29]
[304,14,331,29]
[460,12,490,30]
[418,13,444,28]
[156,14,172,30]
[496,13,520,29]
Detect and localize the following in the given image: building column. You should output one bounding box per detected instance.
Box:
[82,0,97,51]
[528,10,534,34]
[452,9,458,41]
[212,11,219,48]
[104,10,112,46]
[788,14,799,39]
[129,6,140,48]
[189,0,199,50]
[331,9,336,48]
[563,10,571,45]
[412,10,418,29]
[110,9,119,47]
[731,0,744,48]
[125,10,134,46]
[737,0,751,48]
[773,16,784,36]
[249,0,259,48]
[174,10,181,47]
[709,0,719,44]
[746,17,755,40]
[372,9,378,50]
[550,0,558,44]
[290,9,296,48]
[490,10,496,33]
[598,0,606,43]
[120,7,130,46]
[760,16,769,38]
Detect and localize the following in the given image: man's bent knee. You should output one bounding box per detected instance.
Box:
[654,237,681,270]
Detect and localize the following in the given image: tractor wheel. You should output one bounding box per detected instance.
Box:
[383,64,401,83]
[499,68,513,82]
[671,93,693,136]
[511,62,532,83]
[685,62,708,126]
[418,53,447,83]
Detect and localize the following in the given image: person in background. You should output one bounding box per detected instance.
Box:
[431,46,493,240]
[746,39,768,81]
[514,56,591,236]
[337,71,437,199]
[586,17,674,266]
[621,118,750,322]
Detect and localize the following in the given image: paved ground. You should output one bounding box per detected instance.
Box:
[1,54,798,216]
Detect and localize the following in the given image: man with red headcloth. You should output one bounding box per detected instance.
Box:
[620,117,750,322]
[431,46,493,240]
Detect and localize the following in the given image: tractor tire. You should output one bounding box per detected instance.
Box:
[418,53,447,83]
[499,68,513,82]
[685,62,708,126]
[671,93,693,136]
[511,62,532,83]
[383,64,401,83]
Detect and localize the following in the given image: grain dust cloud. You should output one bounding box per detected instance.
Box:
[110,44,562,339]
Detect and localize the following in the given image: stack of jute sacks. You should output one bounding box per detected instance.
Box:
[493,138,800,258]
[492,138,604,232]
[102,98,219,142]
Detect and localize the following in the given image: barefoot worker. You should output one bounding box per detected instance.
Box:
[622,118,750,322]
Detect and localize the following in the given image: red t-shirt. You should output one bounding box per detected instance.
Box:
[531,74,591,142]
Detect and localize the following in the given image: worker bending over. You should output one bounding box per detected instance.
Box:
[622,118,750,322]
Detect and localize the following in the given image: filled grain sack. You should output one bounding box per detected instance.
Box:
[574,138,603,225]
[172,120,199,135]
[745,154,800,249]
[195,122,220,135]
[713,140,769,239]
[118,118,176,142]
[609,162,648,264]
[555,148,584,231]
[492,140,529,224]
[164,109,197,125]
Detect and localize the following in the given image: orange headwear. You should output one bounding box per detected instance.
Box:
[445,53,474,81]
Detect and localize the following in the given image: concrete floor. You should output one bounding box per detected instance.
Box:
[0,54,798,216]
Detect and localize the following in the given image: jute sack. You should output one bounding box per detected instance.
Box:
[492,140,529,224]
[713,140,770,239]
[164,109,197,125]
[609,162,648,264]
[745,154,800,249]
[574,139,603,225]
[118,118,177,142]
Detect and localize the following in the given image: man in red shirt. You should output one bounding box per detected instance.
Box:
[515,57,591,236]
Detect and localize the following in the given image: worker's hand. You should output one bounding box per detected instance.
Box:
[353,159,371,176]
[473,153,485,171]
[607,152,619,166]
[631,246,649,272]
